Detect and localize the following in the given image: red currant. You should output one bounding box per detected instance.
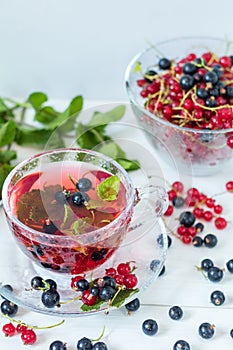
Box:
[71,275,83,290]
[193,207,203,219]
[21,329,37,345]
[226,181,233,192]
[123,274,138,289]
[105,267,116,277]
[187,188,199,198]
[115,275,124,285]
[168,189,177,201]
[16,324,28,333]
[182,235,192,244]
[164,204,174,216]
[227,135,233,148]
[203,211,213,222]
[177,225,186,236]
[219,56,232,68]
[172,181,184,193]
[137,79,146,87]
[117,263,131,275]
[186,226,196,237]
[215,217,227,230]
[213,204,223,215]
[205,198,215,208]
[2,323,16,337]
[81,290,97,306]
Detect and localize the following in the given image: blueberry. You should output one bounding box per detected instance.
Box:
[31,276,44,290]
[210,290,225,306]
[203,71,218,84]
[76,279,90,292]
[125,298,140,312]
[192,236,203,247]
[92,341,108,350]
[41,290,60,308]
[173,340,190,350]
[158,58,171,70]
[99,286,115,301]
[77,337,92,350]
[226,259,233,273]
[76,178,92,192]
[142,319,158,336]
[172,196,185,208]
[179,211,195,227]
[49,340,67,350]
[182,62,198,75]
[180,75,195,91]
[72,192,89,206]
[203,234,217,248]
[196,88,208,100]
[207,266,223,282]
[1,300,18,316]
[198,322,215,339]
[169,305,183,320]
[201,258,214,272]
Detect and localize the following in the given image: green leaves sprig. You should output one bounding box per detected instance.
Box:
[0,93,140,198]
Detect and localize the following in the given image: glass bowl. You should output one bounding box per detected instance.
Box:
[2,148,168,276]
[125,36,233,176]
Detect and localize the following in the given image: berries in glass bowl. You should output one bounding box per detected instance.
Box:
[125,37,233,176]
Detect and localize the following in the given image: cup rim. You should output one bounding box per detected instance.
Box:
[2,148,135,240]
[125,35,233,135]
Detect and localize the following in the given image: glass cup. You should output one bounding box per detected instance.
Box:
[2,148,168,275]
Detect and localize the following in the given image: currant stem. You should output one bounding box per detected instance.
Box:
[195,265,208,280]
[0,314,65,330]
[59,294,82,305]
[91,325,106,342]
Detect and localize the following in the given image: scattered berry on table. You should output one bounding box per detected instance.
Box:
[1,300,18,316]
[142,319,158,336]
[31,276,45,290]
[198,322,215,339]
[207,266,224,282]
[125,298,140,313]
[226,259,233,273]
[76,279,90,292]
[21,329,37,345]
[92,341,108,350]
[203,234,218,248]
[192,236,203,247]
[0,284,13,300]
[210,290,225,306]
[195,222,204,233]
[77,337,93,350]
[173,339,190,350]
[2,323,16,337]
[168,305,183,320]
[99,286,116,301]
[201,258,214,272]
[49,340,67,350]
[179,211,196,227]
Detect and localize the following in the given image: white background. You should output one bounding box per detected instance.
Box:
[1,0,233,101]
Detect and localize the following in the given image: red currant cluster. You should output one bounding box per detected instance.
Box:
[71,262,138,309]
[2,322,37,345]
[137,52,233,142]
[163,181,228,245]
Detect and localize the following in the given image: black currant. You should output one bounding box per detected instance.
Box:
[207,266,223,282]
[193,72,203,82]
[1,300,18,316]
[90,286,99,297]
[226,86,233,98]
[72,192,89,206]
[142,319,158,336]
[203,71,218,84]
[200,129,213,143]
[125,298,140,312]
[201,258,214,272]
[91,249,107,261]
[31,276,44,290]
[41,290,60,308]
[195,222,204,233]
[144,70,157,82]
[203,234,217,248]
[180,75,195,91]
[172,196,185,208]
[226,259,233,273]
[173,339,190,350]
[192,236,203,247]
[45,279,57,291]
[92,342,108,350]
[169,305,183,320]
[159,265,166,277]
[212,65,223,78]
[230,328,233,338]
[43,222,57,234]
[77,337,93,350]
[76,279,90,292]
[196,88,208,100]
[198,322,215,339]
[0,284,13,299]
[158,58,171,70]
[99,286,115,301]
[76,178,92,192]
[195,57,206,65]
[183,62,198,75]
[103,276,116,289]
[150,259,160,272]
[205,97,217,108]
[179,211,195,227]
[210,290,225,306]
[209,87,220,97]
[49,340,67,350]
[167,235,172,248]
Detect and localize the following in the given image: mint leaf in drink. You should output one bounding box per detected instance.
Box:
[111,288,139,308]
[28,92,48,110]
[97,175,120,201]
[0,119,16,147]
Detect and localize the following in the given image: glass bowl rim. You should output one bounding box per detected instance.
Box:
[2,148,135,240]
[125,35,233,135]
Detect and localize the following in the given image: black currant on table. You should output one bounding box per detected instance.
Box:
[195,222,204,233]
[226,259,233,273]
[1,300,18,316]
[201,258,214,272]
[76,279,90,292]
[179,211,195,227]
[45,279,57,291]
[31,276,44,290]
[168,305,183,320]
[142,319,158,336]
[102,276,117,289]
[203,234,218,248]
[77,337,93,350]
[207,266,224,283]
[125,298,140,313]
[92,341,108,350]
[172,196,185,208]
[198,322,215,339]
[210,290,225,306]
[192,236,203,247]
[99,286,116,301]
[49,340,67,350]
[173,339,190,350]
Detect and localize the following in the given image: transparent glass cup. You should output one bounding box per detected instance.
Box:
[2,148,168,276]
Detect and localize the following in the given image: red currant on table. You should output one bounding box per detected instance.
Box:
[203,211,213,222]
[21,329,37,345]
[215,217,227,230]
[226,181,233,192]
[16,323,28,333]
[2,323,16,337]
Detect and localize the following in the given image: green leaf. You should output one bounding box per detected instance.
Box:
[15,126,53,147]
[134,61,142,73]
[0,150,17,164]
[0,163,14,197]
[76,123,105,149]
[61,204,76,230]
[71,217,92,235]
[57,95,83,133]
[97,175,120,201]
[116,158,140,171]
[81,298,105,312]
[96,141,126,159]
[0,119,16,147]
[0,98,9,113]
[111,288,139,308]
[88,105,126,127]
[28,92,48,110]
[34,106,59,125]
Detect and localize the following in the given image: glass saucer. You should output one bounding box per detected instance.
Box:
[0,214,167,317]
